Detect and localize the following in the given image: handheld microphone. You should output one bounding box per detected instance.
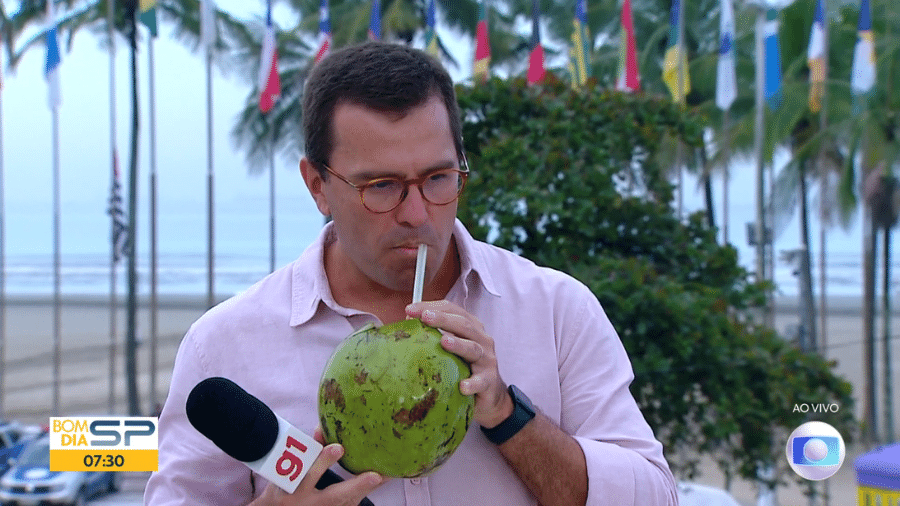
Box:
[186,377,374,506]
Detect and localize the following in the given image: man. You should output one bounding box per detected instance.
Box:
[145,42,677,506]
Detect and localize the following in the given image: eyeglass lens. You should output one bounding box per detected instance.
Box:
[362,170,464,212]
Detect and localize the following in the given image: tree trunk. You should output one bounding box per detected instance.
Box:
[882,221,894,442]
[699,145,715,231]
[126,0,141,416]
[863,201,877,442]
[798,158,817,351]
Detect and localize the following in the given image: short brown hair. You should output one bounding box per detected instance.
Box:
[302,42,463,177]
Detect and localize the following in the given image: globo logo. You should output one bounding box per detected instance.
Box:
[786,421,845,480]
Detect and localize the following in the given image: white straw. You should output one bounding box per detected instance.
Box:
[412,243,427,304]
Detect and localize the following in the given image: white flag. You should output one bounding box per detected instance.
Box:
[716,0,736,110]
[851,0,875,96]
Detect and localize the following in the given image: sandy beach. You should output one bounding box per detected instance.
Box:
[0,292,896,505]
[0,294,207,422]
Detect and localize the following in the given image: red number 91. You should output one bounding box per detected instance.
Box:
[276,436,308,481]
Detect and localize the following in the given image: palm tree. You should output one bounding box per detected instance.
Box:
[228,0,537,174]
[3,0,248,416]
[725,0,900,441]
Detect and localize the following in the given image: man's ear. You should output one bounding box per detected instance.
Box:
[300,158,331,217]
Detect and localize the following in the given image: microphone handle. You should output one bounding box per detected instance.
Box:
[316,469,375,506]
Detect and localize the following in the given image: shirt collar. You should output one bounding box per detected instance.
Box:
[290,218,500,327]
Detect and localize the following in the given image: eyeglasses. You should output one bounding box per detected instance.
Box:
[318,158,470,214]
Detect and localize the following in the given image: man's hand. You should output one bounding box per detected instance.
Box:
[406,301,514,428]
[248,428,384,506]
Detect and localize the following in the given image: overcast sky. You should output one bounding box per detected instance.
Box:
[0,0,882,295]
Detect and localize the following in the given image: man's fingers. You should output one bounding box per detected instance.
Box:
[313,426,326,446]
[295,443,344,494]
[440,333,485,365]
[459,374,488,396]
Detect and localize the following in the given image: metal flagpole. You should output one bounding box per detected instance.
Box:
[817,0,829,365]
[107,0,119,414]
[52,104,62,417]
[722,109,730,244]
[44,0,65,418]
[148,32,159,414]
[0,61,6,420]
[754,7,768,324]
[206,42,215,309]
[676,0,686,218]
[269,138,276,273]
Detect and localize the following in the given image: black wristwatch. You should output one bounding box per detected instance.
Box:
[480,385,536,445]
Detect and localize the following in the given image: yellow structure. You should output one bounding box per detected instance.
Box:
[856,443,900,506]
[858,485,900,505]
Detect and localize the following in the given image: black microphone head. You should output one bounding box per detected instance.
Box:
[186,377,279,462]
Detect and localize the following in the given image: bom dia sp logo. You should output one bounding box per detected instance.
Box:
[49,417,158,472]
[785,421,845,480]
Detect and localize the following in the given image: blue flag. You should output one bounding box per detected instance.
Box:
[369,0,381,41]
[763,9,782,110]
[315,0,332,63]
[45,0,62,109]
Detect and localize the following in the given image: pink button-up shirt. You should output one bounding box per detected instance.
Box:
[144,219,677,506]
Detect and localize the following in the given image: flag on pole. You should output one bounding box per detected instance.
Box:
[473,1,491,81]
[527,0,544,85]
[201,0,217,53]
[369,0,381,41]
[616,0,640,92]
[258,0,280,114]
[569,0,591,88]
[108,150,131,262]
[764,8,782,109]
[807,0,825,112]
[315,0,332,63]
[716,0,736,110]
[663,0,689,102]
[851,0,875,98]
[424,0,439,57]
[45,0,62,110]
[139,0,158,37]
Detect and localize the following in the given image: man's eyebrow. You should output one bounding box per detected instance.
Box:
[355,160,458,181]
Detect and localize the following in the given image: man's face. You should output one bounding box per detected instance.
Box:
[303,95,461,294]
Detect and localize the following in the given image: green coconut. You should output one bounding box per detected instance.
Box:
[318,318,474,478]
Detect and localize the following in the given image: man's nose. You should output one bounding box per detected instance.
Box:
[395,185,429,227]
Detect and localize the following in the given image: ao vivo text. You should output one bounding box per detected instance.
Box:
[793,403,840,413]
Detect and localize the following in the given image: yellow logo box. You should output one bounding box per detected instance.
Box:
[49,417,158,472]
[50,449,158,472]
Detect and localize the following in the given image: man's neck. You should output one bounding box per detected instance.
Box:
[325,236,461,325]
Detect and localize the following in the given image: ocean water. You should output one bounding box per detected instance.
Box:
[1,194,896,299]
[1,194,326,297]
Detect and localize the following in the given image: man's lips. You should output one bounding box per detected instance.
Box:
[394,243,426,250]
[393,244,427,258]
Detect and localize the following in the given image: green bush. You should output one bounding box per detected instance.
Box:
[455,75,856,486]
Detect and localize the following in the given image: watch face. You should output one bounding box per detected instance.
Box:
[510,385,535,414]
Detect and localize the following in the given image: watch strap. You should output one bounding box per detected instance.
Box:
[480,385,536,445]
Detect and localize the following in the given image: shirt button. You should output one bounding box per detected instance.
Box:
[410,478,421,485]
